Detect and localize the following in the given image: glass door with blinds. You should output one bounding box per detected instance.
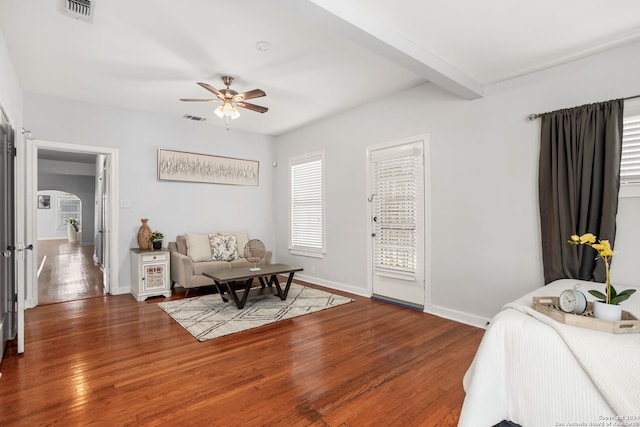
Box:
[369,139,426,308]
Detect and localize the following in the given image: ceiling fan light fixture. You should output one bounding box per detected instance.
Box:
[222,102,234,116]
[181,76,266,127]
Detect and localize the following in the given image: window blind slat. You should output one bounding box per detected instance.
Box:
[290,156,324,252]
[621,115,640,184]
[372,149,418,276]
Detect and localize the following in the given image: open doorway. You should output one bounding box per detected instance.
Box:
[25,139,119,309]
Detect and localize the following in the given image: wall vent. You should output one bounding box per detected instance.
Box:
[183,114,206,122]
[58,0,94,23]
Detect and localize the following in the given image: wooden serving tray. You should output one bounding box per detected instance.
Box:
[532,296,640,334]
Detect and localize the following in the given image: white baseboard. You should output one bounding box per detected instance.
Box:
[424,304,490,329]
[109,286,129,296]
[295,274,490,329]
[293,273,370,298]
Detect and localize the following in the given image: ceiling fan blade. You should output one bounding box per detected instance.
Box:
[179,98,218,102]
[197,82,223,98]
[236,101,269,113]
[235,89,266,101]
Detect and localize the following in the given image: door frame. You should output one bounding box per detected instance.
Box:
[365,134,432,309]
[25,139,119,308]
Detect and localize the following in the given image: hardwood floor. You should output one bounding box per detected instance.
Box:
[0,280,485,426]
[37,239,104,305]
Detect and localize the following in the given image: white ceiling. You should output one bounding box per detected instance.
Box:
[2,0,640,136]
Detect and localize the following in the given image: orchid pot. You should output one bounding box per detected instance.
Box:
[592,300,622,321]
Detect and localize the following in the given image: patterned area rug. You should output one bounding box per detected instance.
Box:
[158,284,354,341]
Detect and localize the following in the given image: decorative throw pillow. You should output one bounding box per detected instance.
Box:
[209,233,239,261]
[217,231,249,258]
[185,233,212,262]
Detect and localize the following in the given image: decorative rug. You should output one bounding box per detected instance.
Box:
[158,284,354,341]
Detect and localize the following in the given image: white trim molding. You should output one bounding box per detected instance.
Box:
[424,304,490,330]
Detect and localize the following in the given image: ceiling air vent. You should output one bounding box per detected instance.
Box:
[58,0,94,23]
[183,114,206,122]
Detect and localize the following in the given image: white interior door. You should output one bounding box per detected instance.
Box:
[369,138,426,308]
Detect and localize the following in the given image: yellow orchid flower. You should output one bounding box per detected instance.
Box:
[567,233,628,305]
[579,233,596,244]
[598,240,613,257]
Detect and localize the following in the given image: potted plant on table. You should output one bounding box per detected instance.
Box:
[568,233,636,320]
[67,217,81,243]
[150,231,164,250]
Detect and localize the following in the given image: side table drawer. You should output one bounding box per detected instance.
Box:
[142,253,168,262]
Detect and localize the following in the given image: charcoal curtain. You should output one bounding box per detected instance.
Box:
[538,99,624,284]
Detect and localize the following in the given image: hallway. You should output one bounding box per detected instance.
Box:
[37,239,104,305]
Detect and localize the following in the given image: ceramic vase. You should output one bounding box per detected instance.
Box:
[137,218,152,250]
[592,300,622,321]
[67,223,77,243]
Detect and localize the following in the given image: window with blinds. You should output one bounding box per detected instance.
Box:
[372,146,419,278]
[57,194,81,230]
[290,153,324,257]
[621,115,640,184]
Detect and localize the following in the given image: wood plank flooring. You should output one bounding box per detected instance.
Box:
[2,257,485,425]
[37,239,104,304]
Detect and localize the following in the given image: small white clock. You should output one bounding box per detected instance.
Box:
[559,285,587,314]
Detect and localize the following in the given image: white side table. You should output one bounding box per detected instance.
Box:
[130,248,171,301]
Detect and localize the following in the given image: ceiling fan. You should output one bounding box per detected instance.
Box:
[180,76,268,125]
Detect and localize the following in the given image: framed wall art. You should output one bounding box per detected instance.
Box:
[38,195,51,209]
[157,149,259,186]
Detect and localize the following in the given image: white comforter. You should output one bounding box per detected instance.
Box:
[459,279,640,427]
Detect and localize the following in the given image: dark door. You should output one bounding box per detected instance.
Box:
[0,109,17,360]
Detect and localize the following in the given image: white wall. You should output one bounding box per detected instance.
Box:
[24,93,277,295]
[274,41,640,325]
[0,27,21,126]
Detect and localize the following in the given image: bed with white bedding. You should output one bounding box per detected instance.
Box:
[459,279,640,427]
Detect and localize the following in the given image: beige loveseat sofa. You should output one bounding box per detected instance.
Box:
[169,231,272,296]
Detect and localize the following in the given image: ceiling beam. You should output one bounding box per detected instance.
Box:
[285,0,484,100]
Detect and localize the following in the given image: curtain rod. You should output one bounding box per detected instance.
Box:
[528,94,640,120]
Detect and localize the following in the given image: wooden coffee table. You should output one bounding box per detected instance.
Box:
[203,263,303,309]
